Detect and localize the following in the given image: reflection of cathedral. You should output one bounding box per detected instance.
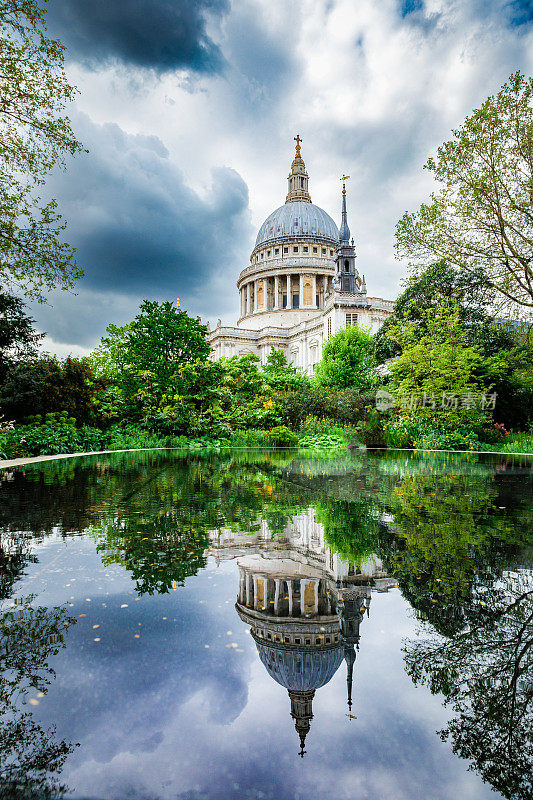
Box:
[208,508,396,756]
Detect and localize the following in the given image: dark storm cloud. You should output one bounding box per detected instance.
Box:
[46,0,229,73]
[47,112,251,298]
[508,1,533,26]
[32,111,251,347]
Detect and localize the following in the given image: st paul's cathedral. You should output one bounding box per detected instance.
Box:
[208,137,393,374]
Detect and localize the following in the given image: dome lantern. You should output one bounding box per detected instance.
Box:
[286,134,311,204]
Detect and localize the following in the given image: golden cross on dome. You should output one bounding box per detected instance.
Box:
[294,134,302,157]
[340,174,350,195]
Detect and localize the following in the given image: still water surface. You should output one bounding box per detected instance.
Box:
[0,449,531,800]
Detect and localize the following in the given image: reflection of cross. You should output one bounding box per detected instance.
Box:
[294,134,302,156]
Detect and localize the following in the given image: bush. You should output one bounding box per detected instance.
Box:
[298,433,347,452]
[415,430,481,451]
[355,408,387,448]
[267,426,298,447]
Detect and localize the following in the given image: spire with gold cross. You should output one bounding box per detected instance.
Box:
[286,135,311,203]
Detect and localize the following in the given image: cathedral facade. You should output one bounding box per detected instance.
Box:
[208,137,393,374]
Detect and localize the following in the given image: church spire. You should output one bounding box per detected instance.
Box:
[289,689,315,757]
[286,135,311,203]
[339,176,351,242]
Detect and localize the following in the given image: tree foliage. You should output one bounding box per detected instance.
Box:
[314,325,377,390]
[0,0,84,299]
[0,291,43,378]
[396,72,533,315]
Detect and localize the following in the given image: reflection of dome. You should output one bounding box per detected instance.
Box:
[254,201,339,250]
[255,637,343,692]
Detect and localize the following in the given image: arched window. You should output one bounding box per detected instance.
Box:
[344,259,350,272]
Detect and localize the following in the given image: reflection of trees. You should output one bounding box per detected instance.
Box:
[91,456,307,595]
[378,466,533,797]
[404,575,533,800]
[315,497,381,567]
[0,598,77,799]
[377,470,528,635]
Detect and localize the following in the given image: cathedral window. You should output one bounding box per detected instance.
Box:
[303,245,308,253]
[284,246,288,253]
[267,249,271,256]
[329,249,333,256]
[275,248,279,255]
[346,313,358,327]
[321,247,326,255]
[313,246,317,253]
[261,252,264,259]
[344,260,350,272]
[294,638,301,644]
[293,246,298,253]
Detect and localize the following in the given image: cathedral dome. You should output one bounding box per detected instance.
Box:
[254,201,339,251]
[255,639,343,692]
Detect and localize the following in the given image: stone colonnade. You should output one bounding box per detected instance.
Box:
[239,274,333,316]
[238,568,331,617]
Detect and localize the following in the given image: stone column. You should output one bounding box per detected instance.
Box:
[246,572,251,606]
[246,283,250,315]
[314,580,319,614]
[274,579,281,615]
[274,275,279,310]
[287,274,292,308]
[300,580,307,616]
[253,576,259,610]
[299,274,304,308]
[254,280,258,312]
[313,275,317,308]
[288,580,293,615]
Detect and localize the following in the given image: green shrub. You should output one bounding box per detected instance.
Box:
[267,426,298,447]
[355,408,386,448]
[298,432,347,452]
[415,430,481,451]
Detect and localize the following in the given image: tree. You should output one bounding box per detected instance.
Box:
[122,300,210,385]
[0,0,84,300]
[0,291,43,378]
[86,322,132,380]
[374,261,518,363]
[389,304,485,420]
[262,348,309,390]
[314,325,377,390]
[396,72,533,316]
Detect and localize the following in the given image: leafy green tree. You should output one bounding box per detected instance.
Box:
[123,301,210,384]
[314,325,377,390]
[86,322,132,380]
[0,291,43,379]
[0,355,107,424]
[396,72,533,315]
[0,0,84,300]
[388,304,488,436]
[374,261,518,363]
[262,348,309,390]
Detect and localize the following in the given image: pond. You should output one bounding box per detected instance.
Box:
[0,448,531,800]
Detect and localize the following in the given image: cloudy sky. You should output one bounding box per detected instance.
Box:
[31,0,533,355]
